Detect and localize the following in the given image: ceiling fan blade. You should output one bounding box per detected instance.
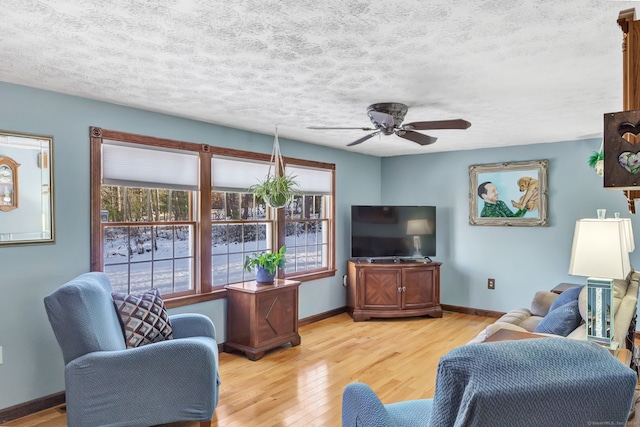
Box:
[307,126,377,131]
[347,132,380,147]
[367,111,395,128]
[403,119,471,131]
[396,130,437,146]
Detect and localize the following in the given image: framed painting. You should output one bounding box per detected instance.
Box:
[469,159,548,227]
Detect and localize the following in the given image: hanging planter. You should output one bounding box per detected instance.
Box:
[247,126,299,208]
[588,142,604,177]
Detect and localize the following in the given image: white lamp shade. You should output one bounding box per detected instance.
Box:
[622,218,635,252]
[568,219,632,280]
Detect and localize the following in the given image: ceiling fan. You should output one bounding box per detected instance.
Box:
[308,102,471,147]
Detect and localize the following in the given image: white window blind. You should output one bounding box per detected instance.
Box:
[285,165,332,195]
[212,157,272,192]
[102,140,199,191]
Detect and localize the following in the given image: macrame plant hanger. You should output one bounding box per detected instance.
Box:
[260,124,296,208]
[267,125,284,185]
[247,124,297,211]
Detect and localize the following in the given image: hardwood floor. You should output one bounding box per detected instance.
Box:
[2,312,637,426]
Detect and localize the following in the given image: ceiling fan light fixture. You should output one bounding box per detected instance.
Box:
[309,102,471,147]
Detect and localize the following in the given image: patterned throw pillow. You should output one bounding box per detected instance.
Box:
[111,288,173,348]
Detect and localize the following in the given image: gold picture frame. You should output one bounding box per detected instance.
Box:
[469,160,548,227]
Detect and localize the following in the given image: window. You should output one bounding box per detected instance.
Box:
[210,156,274,286]
[283,165,333,278]
[102,186,195,296]
[210,190,273,286]
[90,128,335,306]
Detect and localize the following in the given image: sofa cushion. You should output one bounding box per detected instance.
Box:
[519,316,544,332]
[496,308,532,325]
[112,288,173,348]
[549,285,584,312]
[534,299,582,337]
[530,291,559,317]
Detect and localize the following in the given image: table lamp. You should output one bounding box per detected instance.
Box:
[406,219,432,257]
[568,217,634,351]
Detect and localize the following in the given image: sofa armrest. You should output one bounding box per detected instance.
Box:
[64,337,219,426]
[170,313,217,340]
[613,278,639,346]
[342,383,397,427]
[467,322,530,344]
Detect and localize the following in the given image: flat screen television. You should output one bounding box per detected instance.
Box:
[351,205,436,260]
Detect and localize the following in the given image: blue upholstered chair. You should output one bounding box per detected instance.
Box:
[342,338,637,427]
[44,272,220,427]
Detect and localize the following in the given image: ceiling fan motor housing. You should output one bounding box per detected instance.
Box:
[367,102,408,128]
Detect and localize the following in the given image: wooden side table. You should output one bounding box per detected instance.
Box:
[550,283,582,294]
[224,279,301,361]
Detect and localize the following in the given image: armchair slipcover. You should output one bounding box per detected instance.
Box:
[44,272,220,427]
[342,338,636,427]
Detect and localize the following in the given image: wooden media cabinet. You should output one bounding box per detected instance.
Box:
[346,260,442,321]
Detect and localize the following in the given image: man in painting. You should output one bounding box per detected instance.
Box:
[477,181,528,217]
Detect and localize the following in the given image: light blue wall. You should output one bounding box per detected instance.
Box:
[0,82,382,409]
[3,78,637,412]
[381,139,640,312]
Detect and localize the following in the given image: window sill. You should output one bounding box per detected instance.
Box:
[164,287,227,309]
[163,270,336,309]
[286,269,337,282]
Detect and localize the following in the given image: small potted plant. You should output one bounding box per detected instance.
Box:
[244,245,287,283]
[247,174,298,208]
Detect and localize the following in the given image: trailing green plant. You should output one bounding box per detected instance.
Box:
[588,149,604,177]
[247,174,299,208]
[587,150,603,168]
[244,245,287,275]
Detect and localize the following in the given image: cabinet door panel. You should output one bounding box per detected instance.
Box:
[402,267,437,309]
[361,268,401,309]
[256,289,296,345]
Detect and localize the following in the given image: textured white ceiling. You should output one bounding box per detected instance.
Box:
[0,0,637,156]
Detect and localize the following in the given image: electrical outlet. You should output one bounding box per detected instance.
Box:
[488,278,495,290]
[0,346,3,364]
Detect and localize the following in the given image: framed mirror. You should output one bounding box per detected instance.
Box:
[0,130,54,245]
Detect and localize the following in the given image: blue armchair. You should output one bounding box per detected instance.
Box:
[342,338,636,427]
[44,272,220,427]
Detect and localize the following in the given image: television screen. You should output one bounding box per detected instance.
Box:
[351,205,436,259]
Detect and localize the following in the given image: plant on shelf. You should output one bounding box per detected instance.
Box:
[247,125,299,208]
[588,143,604,177]
[244,245,287,283]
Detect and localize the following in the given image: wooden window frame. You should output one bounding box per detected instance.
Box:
[90,127,336,308]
